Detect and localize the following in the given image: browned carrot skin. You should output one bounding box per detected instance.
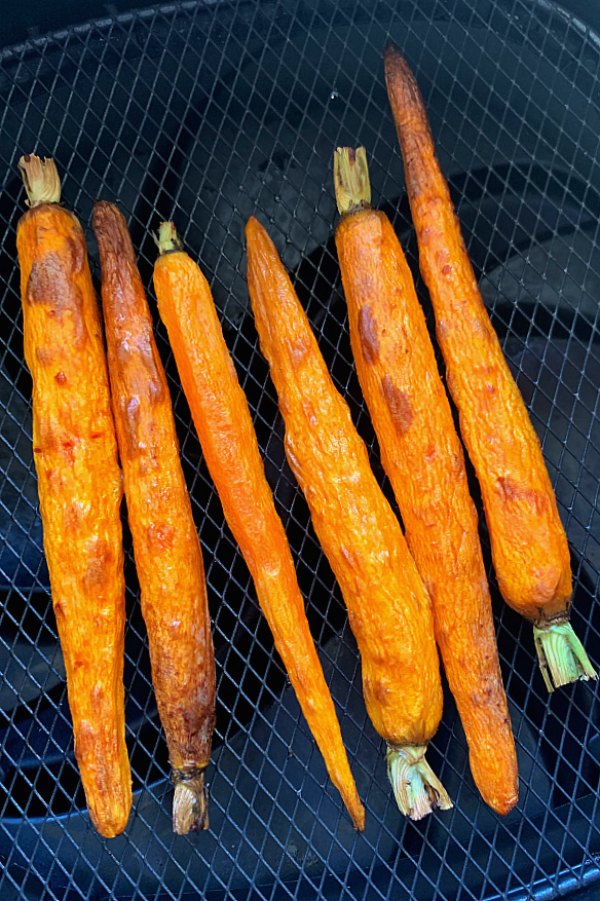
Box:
[16,156,131,838]
[384,45,596,691]
[334,147,518,815]
[92,203,216,834]
[246,216,451,821]
[152,222,364,831]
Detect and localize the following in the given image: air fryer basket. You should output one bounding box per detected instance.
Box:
[0,0,598,897]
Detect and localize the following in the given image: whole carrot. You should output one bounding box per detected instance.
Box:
[384,45,596,692]
[246,215,450,821]
[92,203,216,834]
[333,146,518,814]
[152,222,364,830]
[16,156,131,838]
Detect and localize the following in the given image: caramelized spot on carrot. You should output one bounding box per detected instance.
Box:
[66,234,85,275]
[358,304,380,364]
[496,476,544,512]
[382,375,414,436]
[27,251,78,310]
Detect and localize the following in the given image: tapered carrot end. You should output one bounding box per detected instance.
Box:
[341,788,366,831]
[245,215,264,242]
[246,216,281,278]
[383,42,416,90]
[384,42,409,74]
[172,769,209,834]
[533,620,597,692]
[92,201,138,267]
[18,154,61,207]
[386,743,452,821]
[383,43,427,126]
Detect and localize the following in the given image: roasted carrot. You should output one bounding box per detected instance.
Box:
[246,215,450,820]
[333,146,518,814]
[384,45,596,692]
[92,203,216,834]
[152,222,364,830]
[16,156,131,838]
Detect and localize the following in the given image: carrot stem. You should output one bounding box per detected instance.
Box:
[334,145,518,814]
[246,215,448,822]
[333,147,371,216]
[153,224,365,831]
[155,221,184,255]
[386,743,452,821]
[18,154,61,207]
[533,620,597,692]
[172,768,208,834]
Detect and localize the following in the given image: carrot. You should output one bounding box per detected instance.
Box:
[246,215,450,820]
[16,156,131,838]
[333,146,518,814]
[384,45,596,692]
[152,222,364,830]
[91,204,216,834]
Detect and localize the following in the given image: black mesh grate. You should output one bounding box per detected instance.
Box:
[0,0,599,898]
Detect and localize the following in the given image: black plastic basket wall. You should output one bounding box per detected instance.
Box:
[0,0,599,898]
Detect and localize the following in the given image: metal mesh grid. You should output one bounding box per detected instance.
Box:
[0,0,598,897]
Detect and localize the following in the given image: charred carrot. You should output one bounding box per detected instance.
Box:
[246,215,450,820]
[384,45,596,692]
[92,203,216,834]
[333,146,518,814]
[152,222,364,830]
[16,156,131,838]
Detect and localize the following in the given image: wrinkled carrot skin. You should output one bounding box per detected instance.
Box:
[152,240,364,830]
[336,205,518,814]
[245,216,443,750]
[17,202,131,838]
[384,47,572,625]
[92,204,216,823]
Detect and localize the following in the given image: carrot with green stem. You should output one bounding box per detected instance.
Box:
[16,156,131,838]
[334,146,518,814]
[384,44,596,691]
[92,202,216,834]
[246,215,450,821]
[152,221,364,831]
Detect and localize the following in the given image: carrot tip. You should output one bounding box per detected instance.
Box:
[18,153,61,207]
[386,743,452,820]
[346,796,366,832]
[172,768,209,834]
[533,620,597,692]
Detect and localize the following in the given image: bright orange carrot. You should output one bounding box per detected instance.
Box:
[92,203,216,834]
[246,215,450,821]
[384,44,596,692]
[333,146,518,814]
[152,222,364,830]
[16,156,131,838]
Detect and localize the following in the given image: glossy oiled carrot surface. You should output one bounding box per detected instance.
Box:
[246,216,443,751]
[17,180,131,838]
[93,203,215,833]
[336,194,517,814]
[384,46,571,625]
[153,233,364,830]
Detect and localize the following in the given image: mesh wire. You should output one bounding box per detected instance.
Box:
[0,0,599,898]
